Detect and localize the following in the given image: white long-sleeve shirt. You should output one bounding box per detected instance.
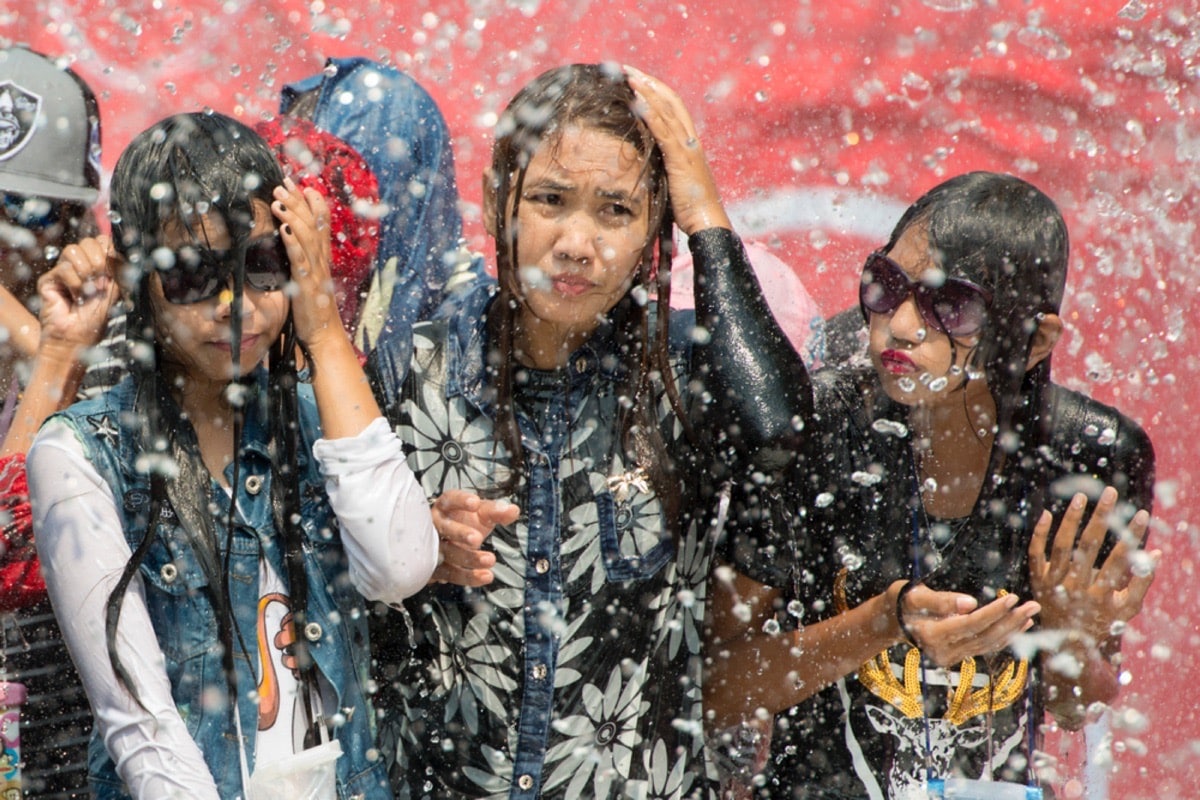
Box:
[28,416,436,798]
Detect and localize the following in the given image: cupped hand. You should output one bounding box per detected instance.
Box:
[271,179,341,350]
[623,65,731,236]
[897,581,1040,668]
[1028,486,1157,646]
[37,234,120,356]
[429,489,521,587]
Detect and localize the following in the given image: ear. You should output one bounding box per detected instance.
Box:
[482,168,498,240]
[1025,312,1062,371]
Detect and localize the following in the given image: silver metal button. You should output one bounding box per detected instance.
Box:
[303,622,323,642]
[517,774,534,790]
[160,563,178,584]
[531,663,548,680]
[534,558,550,575]
[245,475,264,495]
[575,356,588,372]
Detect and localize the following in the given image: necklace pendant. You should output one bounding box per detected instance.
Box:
[607,466,650,502]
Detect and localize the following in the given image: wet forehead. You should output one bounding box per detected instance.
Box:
[527,126,647,195]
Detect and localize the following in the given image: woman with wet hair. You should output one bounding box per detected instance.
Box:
[27,111,437,799]
[707,172,1157,798]
[366,64,809,798]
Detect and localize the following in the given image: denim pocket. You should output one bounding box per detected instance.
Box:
[596,488,673,582]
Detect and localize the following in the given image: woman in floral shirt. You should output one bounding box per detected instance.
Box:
[366,65,810,799]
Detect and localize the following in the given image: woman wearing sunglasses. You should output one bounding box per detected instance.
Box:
[26,112,437,799]
[707,172,1156,798]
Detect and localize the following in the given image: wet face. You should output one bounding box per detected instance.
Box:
[867,225,986,409]
[149,199,287,385]
[506,125,651,366]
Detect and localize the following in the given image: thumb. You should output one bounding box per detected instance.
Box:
[907,584,978,618]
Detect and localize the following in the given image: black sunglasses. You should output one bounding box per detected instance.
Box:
[1,192,65,231]
[156,232,290,305]
[859,251,993,339]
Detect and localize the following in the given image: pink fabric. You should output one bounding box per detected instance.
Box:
[670,240,823,367]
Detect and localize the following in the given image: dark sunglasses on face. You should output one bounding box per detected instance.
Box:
[156,231,290,305]
[1,192,65,231]
[859,251,993,339]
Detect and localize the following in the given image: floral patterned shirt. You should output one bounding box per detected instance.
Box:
[369,271,745,800]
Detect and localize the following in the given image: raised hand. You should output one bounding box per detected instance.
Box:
[271,178,341,351]
[37,234,120,356]
[429,489,520,587]
[1028,486,1157,646]
[623,65,731,235]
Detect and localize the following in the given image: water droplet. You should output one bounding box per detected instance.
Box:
[871,419,909,438]
[897,376,916,393]
[919,0,975,10]
[850,470,882,487]
[815,492,834,508]
[762,618,781,636]
[786,600,804,620]
[928,376,949,392]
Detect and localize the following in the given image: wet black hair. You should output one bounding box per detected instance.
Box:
[882,171,1069,596]
[487,64,684,517]
[104,112,311,720]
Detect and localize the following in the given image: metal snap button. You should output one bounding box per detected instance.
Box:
[517,774,534,790]
[531,663,548,680]
[303,621,323,642]
[245,475,264,495]
[534,558,550,575]
[160,563,178,584]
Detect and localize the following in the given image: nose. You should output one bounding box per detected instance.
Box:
[553,210,599,267]
[886,294,928,346]
[212,277,250,320]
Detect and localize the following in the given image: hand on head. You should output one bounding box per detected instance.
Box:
[1028,485,1157,647]
[622,65,731,236]
[271,179,340,349]
[37,234,120,356]
[428,489,521,587]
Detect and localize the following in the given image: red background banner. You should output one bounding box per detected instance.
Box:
[7,1,1197,795]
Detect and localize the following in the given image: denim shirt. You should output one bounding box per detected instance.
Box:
[368,251,743,800]
[54,371,390,800]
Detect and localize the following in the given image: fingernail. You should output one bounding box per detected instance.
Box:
[281,223,292,236]
[274,185,288,199]
[1071,493,1086,509]
[284,176,297,190]
[1005,594,1019,608]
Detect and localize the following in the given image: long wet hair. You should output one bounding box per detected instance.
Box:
[106,112,309,711]
[879,171,1069,593]
[488,64,683,514]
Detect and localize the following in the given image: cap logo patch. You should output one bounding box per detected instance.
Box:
[0,81,42,162]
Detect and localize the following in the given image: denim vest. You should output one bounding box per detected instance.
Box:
[54,372,391,800]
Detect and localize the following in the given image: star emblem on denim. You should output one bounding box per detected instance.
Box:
[87,413,120,448]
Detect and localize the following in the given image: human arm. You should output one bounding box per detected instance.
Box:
[705,565,1040,730]
[27,421,221,799]
[1029,486,1157,730]
[625,67,810,469]
[1,235,119,457]
[0,285,38,361]
[313,417,438,604]
[273,180,383,439]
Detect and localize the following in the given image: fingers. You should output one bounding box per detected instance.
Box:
[430,541,497,588]
[1070,487,1116,577]
[623,65,699,145]
[43,235,115,302]
[914,595,1041,667]
[902,584,978,620]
